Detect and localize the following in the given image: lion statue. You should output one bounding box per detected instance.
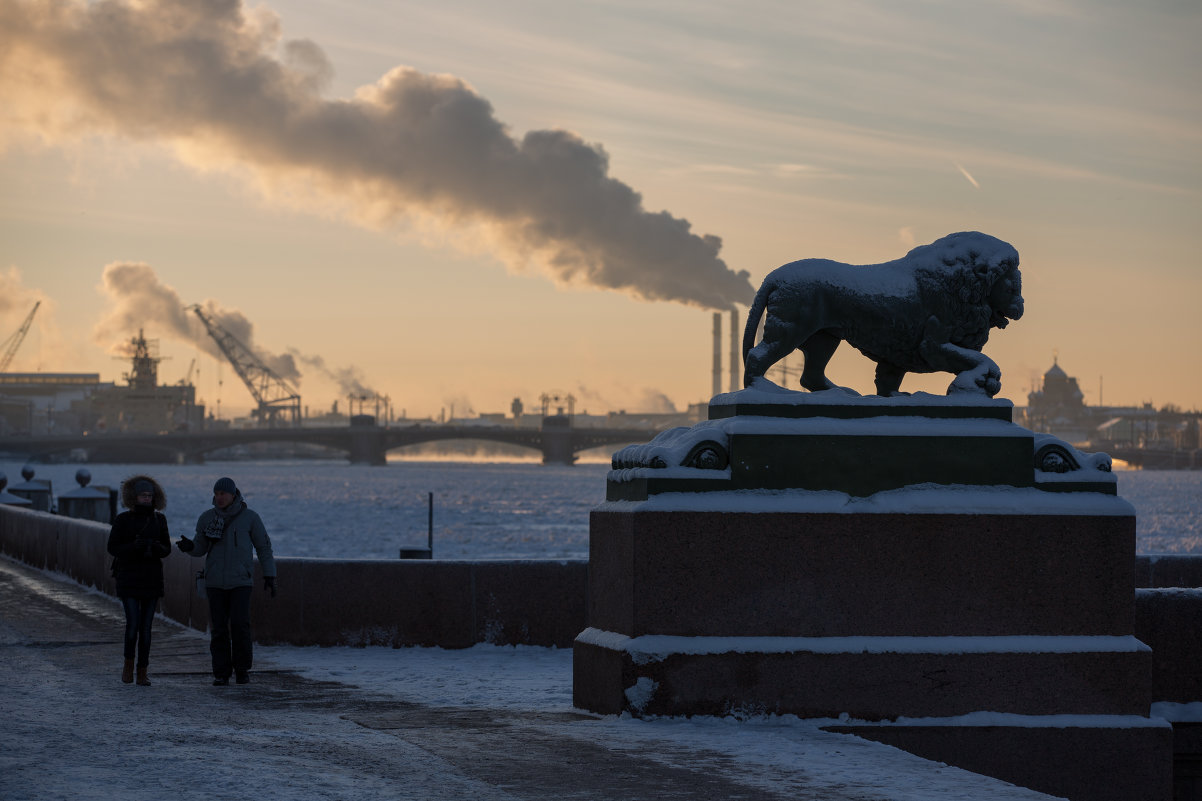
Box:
[742,232,1023,397]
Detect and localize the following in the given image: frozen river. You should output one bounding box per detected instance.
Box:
[3,458,1200,558]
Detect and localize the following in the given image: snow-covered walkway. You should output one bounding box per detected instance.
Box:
[0,555,1059,800]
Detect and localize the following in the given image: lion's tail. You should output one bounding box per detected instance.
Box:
[741,280,770,376]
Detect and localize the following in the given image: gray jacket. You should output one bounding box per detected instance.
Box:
[191,501,276,590]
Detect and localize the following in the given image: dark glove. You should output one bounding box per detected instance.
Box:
[176,537,195,553]
[264,576,277,598]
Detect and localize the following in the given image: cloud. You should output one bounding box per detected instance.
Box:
[0,0,753,310]
[93,261,301,383]
[0,266,44,317]
[0,266,69,369]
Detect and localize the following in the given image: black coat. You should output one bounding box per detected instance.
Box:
[107,507,172,598]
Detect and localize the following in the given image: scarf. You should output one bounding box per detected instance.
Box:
[202,492,246,540]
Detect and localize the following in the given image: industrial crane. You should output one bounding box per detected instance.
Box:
[188,305,301,427]
[0,301,40,372]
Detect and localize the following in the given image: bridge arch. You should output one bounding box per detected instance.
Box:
[4,424,660,467]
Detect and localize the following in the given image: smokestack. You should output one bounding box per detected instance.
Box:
[729,307,739,392]
[712,312,722,398]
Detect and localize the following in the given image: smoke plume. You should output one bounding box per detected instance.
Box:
[292,351,376,399]
[574,383,679,414]
[0,0,754,310]
[94,261,301,382]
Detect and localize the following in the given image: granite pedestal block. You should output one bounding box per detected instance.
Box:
[587,509,1136,638]
[576,387,1168,798]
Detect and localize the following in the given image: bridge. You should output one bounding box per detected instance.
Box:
[0,421,666,466]
[1104,446,1201,471]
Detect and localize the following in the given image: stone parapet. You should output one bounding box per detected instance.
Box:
[1137,554,1202,588]
[1137,588,1202,704]
[0,504,586,648]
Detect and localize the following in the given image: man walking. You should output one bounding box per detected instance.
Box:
[177,477,277,686]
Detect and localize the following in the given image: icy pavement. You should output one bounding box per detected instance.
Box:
[0,555,1060,800]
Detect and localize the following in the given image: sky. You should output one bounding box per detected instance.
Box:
[1,0,1199,420]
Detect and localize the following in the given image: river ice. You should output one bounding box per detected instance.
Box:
[2,459,1199,558]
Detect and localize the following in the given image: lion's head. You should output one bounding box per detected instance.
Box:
[911,232,1023,342]
[987,262,1023,329]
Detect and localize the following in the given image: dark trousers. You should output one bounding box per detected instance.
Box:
[206,586,253,679]
[120,596,157,667]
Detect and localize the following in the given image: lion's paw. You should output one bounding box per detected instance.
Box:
[948,363,1001,397]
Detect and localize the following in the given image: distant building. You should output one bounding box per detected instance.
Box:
[0,373,106,435]
[1021,356,1200,454]
[0,332,205,437]
[85,331,205,434]
[1023,357,1092,443]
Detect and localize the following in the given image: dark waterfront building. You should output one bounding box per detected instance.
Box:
[1023,357,1091,444]
[0,373,105,436]
[1021,357,1200,456]
[0,331,203,438]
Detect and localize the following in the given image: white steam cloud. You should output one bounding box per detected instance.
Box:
[94,261,301,383]
[0,267,43,317]
[0,267,66,369]
[292,351,376,399]
[574,383,680,415]
[0,0,754,310]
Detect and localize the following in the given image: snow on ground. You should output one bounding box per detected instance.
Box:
[0,560,1064,800]
[268,641,1062,800]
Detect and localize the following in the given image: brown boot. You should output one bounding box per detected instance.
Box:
[136,666,151,686]
[122,659,134,684]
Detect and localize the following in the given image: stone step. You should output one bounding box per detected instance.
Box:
[574,629,1152,720]
[823,716,1173,801]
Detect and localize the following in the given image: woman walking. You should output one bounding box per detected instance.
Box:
[107,475,171,686]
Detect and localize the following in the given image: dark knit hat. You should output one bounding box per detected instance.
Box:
[134,479,154,495]
[213,477,237,494]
